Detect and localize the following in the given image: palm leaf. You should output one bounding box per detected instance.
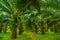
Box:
[0,0,12,13]
[0,4,11,13]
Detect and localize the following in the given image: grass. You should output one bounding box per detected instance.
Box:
[0,31,60,40]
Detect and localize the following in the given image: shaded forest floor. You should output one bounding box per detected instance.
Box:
[0,31,60,40]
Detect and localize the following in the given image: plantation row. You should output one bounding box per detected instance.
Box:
[0,0,60,39]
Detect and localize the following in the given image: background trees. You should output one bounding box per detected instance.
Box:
[0,0,60,39]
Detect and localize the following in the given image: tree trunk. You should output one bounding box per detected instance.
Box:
[35,24,38,33]
[11,8,18,39]
[12,27,17,39]
[0,27,2,33]
[41,18,45,34]
[31,25,34,32]
[19,27,23,34]
[4,23,7,33]
[41,26,45,34]
[35,27,37,33]
[0,24,3,33]
[19,22,23,34]
[54,26,57,33]
[11,16,17,39]
[4,26,7,33]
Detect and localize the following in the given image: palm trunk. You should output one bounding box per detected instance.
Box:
[41,26,45,34]
[31,25,34,32]
[35,24,38,33]
[4,26,7,33]
[12,19,17,38]
[51,25,55,32]
[19,19,23,34]
[0,27,2,33]
[0,24,2,33]
[54,26,57,33]
[19,26,23,34]
[11,9,18,38]
[11,15,17,39]
[35,27,37,33]
[19,23,23,34]
[41,18,45,34]
[25,22,29,32]
[12,26,17,39]
[4,23,7,33]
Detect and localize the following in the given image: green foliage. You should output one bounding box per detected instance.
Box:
[0,0,60,39]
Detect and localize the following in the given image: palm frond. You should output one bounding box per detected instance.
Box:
[0,4,11,13]
[0,0,12,13]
